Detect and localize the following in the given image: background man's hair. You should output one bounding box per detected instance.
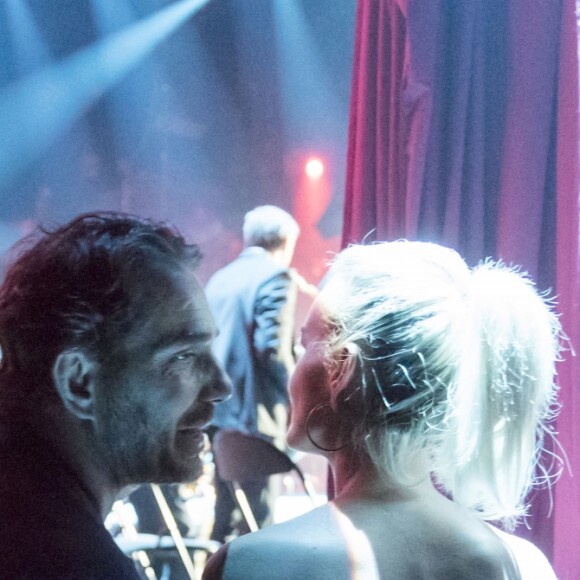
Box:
[242,205,300,251]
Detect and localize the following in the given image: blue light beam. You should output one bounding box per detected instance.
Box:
[89,0,136,34]
[5,0,51,75]
[0,0,210,190]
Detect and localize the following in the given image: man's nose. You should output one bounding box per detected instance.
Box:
[205,357,232,403]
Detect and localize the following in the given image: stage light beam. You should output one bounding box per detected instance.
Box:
[0,0,210,190]
[5,0,51,74]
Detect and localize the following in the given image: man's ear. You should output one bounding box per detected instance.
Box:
[329,342,359,404]
[52,350,97,421]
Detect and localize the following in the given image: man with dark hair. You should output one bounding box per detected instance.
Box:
[0,212,230,578]
[205,205,300,542]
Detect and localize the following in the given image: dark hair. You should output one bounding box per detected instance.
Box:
[0,212,200,406]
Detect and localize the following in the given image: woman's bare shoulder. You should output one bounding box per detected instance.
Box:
[408,501,521,579]
[335,495,519,579]
[430,524,519,580]
[229,503,343,549]
[488,525,557,579]
[203,504,354,580]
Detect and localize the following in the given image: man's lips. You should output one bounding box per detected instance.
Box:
[177,404,215,431]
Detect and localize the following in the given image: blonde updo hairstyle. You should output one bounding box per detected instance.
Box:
[322,241,560,527]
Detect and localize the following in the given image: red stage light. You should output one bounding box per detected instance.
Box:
[305,157,324,180]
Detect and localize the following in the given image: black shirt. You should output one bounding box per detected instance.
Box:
[0,420,140,579]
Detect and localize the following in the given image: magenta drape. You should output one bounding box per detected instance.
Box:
[553,0,580,576]
[343,1,580,578]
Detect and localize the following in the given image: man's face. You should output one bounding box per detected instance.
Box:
[94,266,230,486]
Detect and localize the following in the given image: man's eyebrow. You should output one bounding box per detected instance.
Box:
[152,330,215,352]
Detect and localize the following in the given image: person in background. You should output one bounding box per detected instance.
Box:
[205,205,301,542]
[203,240,560,580]
[0,212,230,578]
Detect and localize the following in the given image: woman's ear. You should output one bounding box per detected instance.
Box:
[52,350,97,422]
[328,342,359,405]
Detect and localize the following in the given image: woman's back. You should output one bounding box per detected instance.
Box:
[205,499,523,580]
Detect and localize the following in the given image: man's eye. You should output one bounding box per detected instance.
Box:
[162,352,199,376]
[171,352,197,363]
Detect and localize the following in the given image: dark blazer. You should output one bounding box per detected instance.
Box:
[205,247,297,443]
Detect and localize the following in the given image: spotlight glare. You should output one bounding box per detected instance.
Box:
[305,157,324,180]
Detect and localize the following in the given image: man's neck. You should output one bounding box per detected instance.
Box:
[244,245,291,267]
[43,409,122,519]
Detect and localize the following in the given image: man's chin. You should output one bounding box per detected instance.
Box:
[119,447,205,486]
[153,457,204,485]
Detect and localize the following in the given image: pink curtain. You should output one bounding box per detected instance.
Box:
[343,1,580,577]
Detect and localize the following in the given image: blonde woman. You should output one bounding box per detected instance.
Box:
[203,241,560,580]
